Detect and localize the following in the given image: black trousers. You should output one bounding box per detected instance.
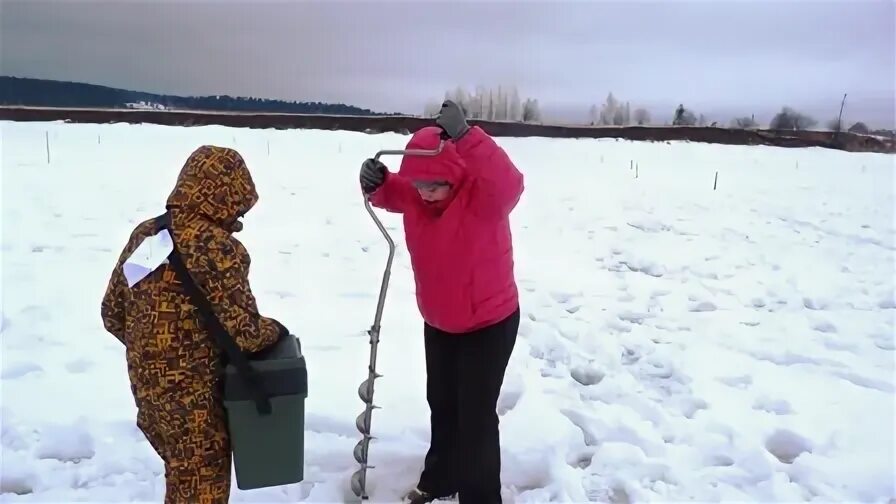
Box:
[417,307,520,504]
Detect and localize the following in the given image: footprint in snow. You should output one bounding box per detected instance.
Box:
[873,335,895,351]
[35,422,96,462]
[671,396,709,419]
[643,357,675,379]
[750,350,844,369]
[752,396,794,415]
[810,320,838,334]
[606,318,633,333]
[828,369,895,393]
[0,469,37,496]
[803,297,830,310]
[621,346,641,365]
[559,408,602,446]
[497,373,524,416]
[877,296,896,309]
[717,374,752,389]
[617,310,652,325]
[622,260,666,278]
[1,362,43,380]
[704,452,735,467]
[566,447,598,469]
[765,428,813,464]
[2,421,31,451]
[64,359,93,374]
[616,292,636,303]
[822,336,858,352]
[549,291,579,304]
[570,365,605,386]
[689,301,717,312]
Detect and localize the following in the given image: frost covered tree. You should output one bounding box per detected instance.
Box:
[522,99,541,122]
[600,92,619,125]
[592,94,636,126]
[464,85,492,120]
[613,107,625,126]
[673,104,697,126]
[770,106,817,130]
[509,87,522,122]
[487,90,495,120]
[633,108,651,125]
[848,121,870,134]
[429,84,531,122]
[423,101,441,118]
[730,115,758,129]
[498,86,511,121]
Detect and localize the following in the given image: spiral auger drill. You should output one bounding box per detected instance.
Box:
[350,140,445,501]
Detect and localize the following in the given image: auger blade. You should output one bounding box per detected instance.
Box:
[350,467,367,498]
[357,373,383,403]
[355,409,372,435]
[353,436,371,464]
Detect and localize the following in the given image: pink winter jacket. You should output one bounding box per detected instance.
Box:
[368,126,524,334]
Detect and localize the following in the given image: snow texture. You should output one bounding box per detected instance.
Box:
[1,120,894,502]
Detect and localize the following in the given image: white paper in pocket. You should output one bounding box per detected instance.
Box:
[122,228,174,288]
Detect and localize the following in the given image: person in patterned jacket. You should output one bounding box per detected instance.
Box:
[100,145,288,503]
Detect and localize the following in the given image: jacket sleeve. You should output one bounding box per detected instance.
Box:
[454,126,524,218]
[367,171,419,214]
[100,264,127,345]
[198,236,285,353]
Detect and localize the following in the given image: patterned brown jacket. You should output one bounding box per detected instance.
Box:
[100,145,284,404]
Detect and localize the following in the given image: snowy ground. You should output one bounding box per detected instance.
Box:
[1,120,894,503]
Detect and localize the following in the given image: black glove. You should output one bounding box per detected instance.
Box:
[436,100,470,140]
[359,158,388,194]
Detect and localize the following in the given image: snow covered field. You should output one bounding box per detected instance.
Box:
[1,120,894,503]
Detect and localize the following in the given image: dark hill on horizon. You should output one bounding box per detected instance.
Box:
[0,76,392,116]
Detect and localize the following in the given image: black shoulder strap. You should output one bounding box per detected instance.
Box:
[155,213,272,415]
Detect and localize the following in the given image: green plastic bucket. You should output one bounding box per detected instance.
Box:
[222,334,308,490]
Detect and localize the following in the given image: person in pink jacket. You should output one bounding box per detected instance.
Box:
[359,100,524,504]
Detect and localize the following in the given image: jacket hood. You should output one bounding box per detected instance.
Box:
[166,145,258,230]
[398,127,466,187]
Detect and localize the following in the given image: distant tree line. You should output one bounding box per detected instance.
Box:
[586,91,881,135]
[0,76,392,116]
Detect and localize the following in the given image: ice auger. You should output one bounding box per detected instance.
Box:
[350,140,445,500]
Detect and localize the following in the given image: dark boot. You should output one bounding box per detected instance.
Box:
[405,487,457,504]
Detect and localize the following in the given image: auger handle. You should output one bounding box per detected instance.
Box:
[364,140,445,332]
[363,196,395,335]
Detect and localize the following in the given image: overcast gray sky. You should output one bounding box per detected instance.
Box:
[2,0,894,127]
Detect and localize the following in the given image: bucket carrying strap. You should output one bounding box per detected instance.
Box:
[155,212,273,416]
